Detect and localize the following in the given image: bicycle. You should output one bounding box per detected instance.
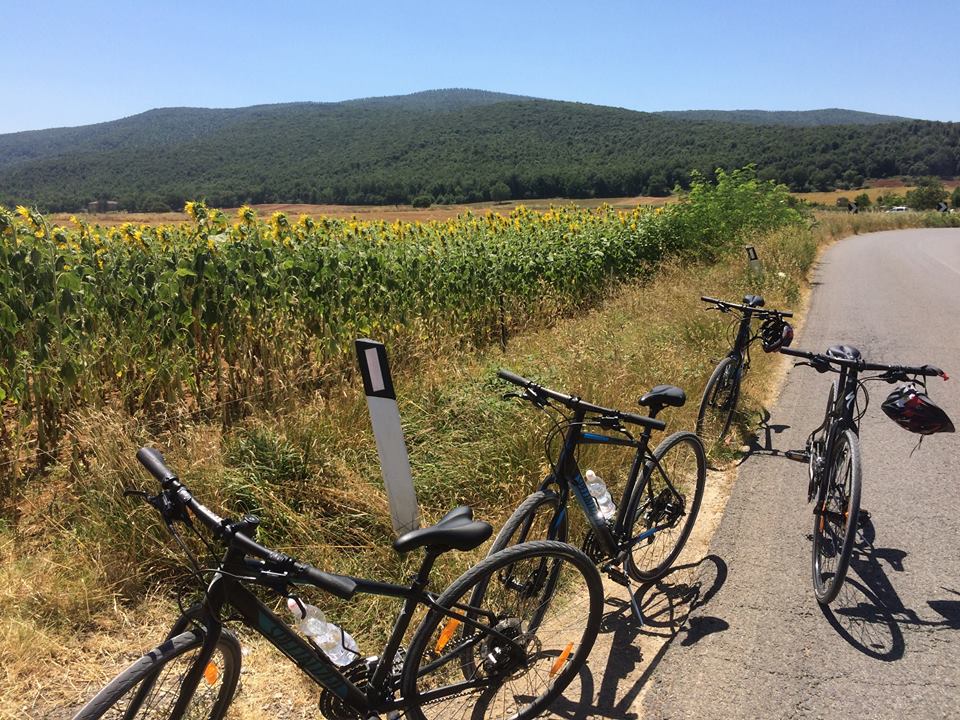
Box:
[696,295,794,455]
[780,345,951,605]
[72,447,604,720]
[490,370,706,618]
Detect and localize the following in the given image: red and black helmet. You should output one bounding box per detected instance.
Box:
[881,385,955,435]
[760,317,794,353]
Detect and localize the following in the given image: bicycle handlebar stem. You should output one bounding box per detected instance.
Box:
[699,296,793,318]
[136,447,358,599]
[497,369,666,431]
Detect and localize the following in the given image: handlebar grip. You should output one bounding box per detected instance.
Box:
[497,368,531,387]
[137,447,178,484]
[294,563,358,600]
[700,296,721,304]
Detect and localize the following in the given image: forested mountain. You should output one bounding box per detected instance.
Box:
[0,90,955,211]
[656,108,911,126]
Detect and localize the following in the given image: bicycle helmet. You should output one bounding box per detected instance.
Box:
[881,385,955,435]
[760,317,794,353]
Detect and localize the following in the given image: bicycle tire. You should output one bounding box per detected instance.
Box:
[72,630,241,720]
[488,488,569,553]
[624,431,706,582]
[401,540,603,720]
[811,427,861,605]
[696,356,741,454]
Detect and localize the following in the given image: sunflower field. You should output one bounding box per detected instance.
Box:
[0,168,801,493]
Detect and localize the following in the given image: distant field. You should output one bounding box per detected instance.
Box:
[45,178,957,228]
[50,195,679,227]
[796,180,960,207]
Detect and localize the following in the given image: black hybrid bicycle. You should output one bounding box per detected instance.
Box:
[72,448,604,720]
[696,295,794,454]
[781,345,952,605]
[491,370,706,615]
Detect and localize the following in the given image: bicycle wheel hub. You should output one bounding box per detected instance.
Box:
[481,618,531,679]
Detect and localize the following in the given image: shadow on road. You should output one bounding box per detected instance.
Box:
[819,512,960,660]
[548,554,728,719]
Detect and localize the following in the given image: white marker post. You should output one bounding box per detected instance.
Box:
[355,339,420,536]
[745,244,762,275]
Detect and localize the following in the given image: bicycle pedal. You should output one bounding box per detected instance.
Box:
[784,450,809,463]
[605,567,630,587]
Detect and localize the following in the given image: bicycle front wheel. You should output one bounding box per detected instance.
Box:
[72,630,241,720]
[625,431,706,582]
[402,541,603,720]
[696,356,741,455]
[812,427,861,605]
[487,488,569,554]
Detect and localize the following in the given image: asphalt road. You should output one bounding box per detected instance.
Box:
[641,229,960,719]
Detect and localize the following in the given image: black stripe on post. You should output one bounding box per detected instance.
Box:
[355,339,396,400]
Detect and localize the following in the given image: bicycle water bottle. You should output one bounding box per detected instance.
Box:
[585,469,616,520]
[287,598,359,666]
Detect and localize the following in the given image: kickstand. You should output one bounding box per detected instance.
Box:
[625,575,644,627]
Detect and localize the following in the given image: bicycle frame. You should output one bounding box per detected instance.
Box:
[161,544,518,717]
[809,364,860,510]
[538,409,677,563]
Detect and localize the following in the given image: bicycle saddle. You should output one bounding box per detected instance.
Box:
[638,384,686,416]
[393,506,493,554]
[743,294,765,307]
[826,344,861,361]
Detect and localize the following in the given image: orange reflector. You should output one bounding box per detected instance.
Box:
[549,643,574,678]
[435,618,462,653]
[203,662,219,686]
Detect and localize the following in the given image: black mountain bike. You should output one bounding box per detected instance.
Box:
[697,295,793,454]
[781,346,949,605]
[490,370,706,617]
[72,447,604,720]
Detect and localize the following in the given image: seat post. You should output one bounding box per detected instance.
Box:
[412,550,439,591]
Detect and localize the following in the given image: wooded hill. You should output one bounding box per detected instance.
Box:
[1,89,956,211]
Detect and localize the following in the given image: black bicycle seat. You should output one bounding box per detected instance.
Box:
[743,294,765,308]
[393,506,493,554]
[638,384,686,415]
[826,345,861,362]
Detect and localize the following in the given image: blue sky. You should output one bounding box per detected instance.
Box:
[3,0,955,134]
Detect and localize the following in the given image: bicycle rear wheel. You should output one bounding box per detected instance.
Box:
[71,630,241,720]
[625,431,706,582]
[402,541,603,720]
[696,356,741,455]
[812,427,861,605]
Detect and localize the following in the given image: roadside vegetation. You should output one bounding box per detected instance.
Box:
[1,170,957,716]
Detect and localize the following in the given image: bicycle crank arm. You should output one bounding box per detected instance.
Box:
[783,449,810,463]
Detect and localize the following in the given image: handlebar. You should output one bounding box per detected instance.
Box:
[135,447,357,599]
[497,369,667,431]
[780,347,947,379]
[700,296,793,318]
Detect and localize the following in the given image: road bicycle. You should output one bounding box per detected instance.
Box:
[72,447,604,720]
[781,345,951,605]
[696,295,793,455]
[490,370,706,618]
